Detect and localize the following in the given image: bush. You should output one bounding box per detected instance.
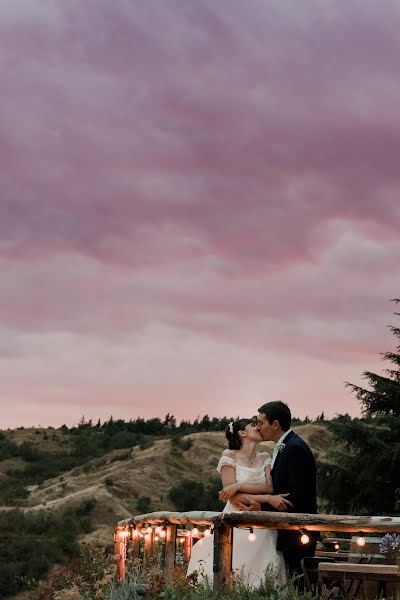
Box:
[136,496,152,514]
[169,478,223,512]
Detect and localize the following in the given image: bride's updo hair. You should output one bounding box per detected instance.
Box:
[226,418,255,450]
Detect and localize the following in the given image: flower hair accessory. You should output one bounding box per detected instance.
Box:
[228,422,234,434]
[275,442,286,453]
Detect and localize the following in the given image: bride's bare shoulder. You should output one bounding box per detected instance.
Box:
[222,449,236,458]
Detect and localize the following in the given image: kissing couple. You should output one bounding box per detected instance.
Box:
[187,401,318,588]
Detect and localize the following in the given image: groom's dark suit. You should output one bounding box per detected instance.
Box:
[261,430,318,576]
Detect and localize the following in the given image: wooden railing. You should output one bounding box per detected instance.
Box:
[114,511,400,592]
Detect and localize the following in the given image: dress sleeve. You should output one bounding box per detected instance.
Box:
[216,455,237,473]
[262,454,272,468]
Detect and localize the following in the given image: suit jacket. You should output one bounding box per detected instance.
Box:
[261,430,318,553]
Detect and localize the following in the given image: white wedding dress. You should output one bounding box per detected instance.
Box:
[187,455,287,588]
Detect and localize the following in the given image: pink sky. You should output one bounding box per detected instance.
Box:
[1,0,399,429]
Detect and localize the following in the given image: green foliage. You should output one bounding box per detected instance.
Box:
[318,300,400,515]
[44,544,115,600]
[0,500,97,597]
[170,436,193,456]
[169,478,224,512]
[136,495,153,513]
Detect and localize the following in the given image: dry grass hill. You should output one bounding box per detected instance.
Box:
[2,424,335,548]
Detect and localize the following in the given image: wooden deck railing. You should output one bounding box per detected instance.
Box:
[114,511,400,592]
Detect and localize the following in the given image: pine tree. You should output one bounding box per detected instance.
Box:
[318,300,400,516]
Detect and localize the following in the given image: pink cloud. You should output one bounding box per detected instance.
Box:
[0,0,399,426]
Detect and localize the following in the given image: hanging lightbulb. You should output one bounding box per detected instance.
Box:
[356,535,366,547]
[192,527,199,536]
[248,528,256,542]
[154,535,159,542]
[119,530,129,540]
[179,536,185,544]
[146,526,153,534]
[334,543,340,551]
[300,530,310,545]
[204,528,211,537]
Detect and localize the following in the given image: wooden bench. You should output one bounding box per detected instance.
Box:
[318,562,400,599]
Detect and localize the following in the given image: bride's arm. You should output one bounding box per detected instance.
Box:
[219,460,273,502]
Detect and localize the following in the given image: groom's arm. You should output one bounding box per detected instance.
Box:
[230,492,293,512]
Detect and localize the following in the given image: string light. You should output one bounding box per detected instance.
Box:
[300,530,310,545]
[192,527,199,536]
[334,543,340,551]
[356,534,366,547]
[204,528,211,537]
[248,528,256,542]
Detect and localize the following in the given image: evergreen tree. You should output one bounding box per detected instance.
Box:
[318,300,400,516]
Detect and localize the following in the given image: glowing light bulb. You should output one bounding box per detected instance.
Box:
[119,530,129,540]
[204,529,211,537]
[357,536,366,547]
[248,529,256,542]
[300,533,310,545]
[146,526,153,534]
[154,535,159,542]
[179,537,185,544]
[192,528,199,536]
[334,543,340,551]
[155,526,162,535]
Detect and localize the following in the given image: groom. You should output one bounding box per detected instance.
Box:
[232,401,318,578]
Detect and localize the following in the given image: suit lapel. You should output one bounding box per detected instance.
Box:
[271,430,296,473]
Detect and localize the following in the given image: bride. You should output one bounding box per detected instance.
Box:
[186,418,287,587]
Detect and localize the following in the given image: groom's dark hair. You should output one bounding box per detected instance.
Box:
[258,401,291,431]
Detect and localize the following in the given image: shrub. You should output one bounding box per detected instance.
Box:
[136,496,152,514]
[169,478,223,512]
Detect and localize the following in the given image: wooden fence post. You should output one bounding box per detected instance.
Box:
[143,528,154,569]
[114,528,127,580]
[184,533,192,561]
[213,520,232,593]
[129,529,141,560]
[163,524,177,585]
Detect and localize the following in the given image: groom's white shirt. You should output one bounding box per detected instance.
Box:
[271,428,292,469]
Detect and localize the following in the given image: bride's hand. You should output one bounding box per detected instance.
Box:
[219,482,240,502]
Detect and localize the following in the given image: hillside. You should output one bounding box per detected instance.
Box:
[1,424,334,546]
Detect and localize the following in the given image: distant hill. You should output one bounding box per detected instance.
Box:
[1,424,335,548]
